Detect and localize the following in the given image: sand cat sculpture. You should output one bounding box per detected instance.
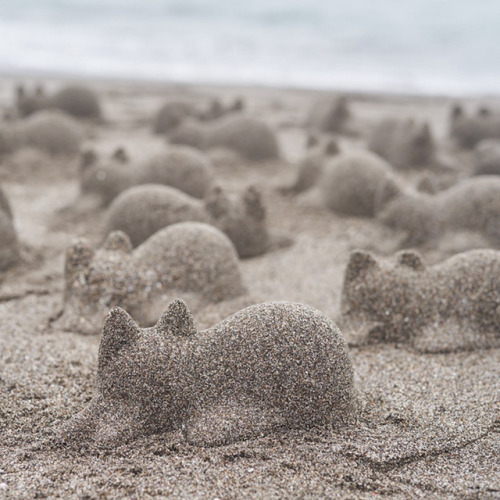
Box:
[80,145,214,206]
[58,300,356,447]
[450,104,500,149]
[170,115,280,161]
[283,137,340,194]
[378,176,500,247]
[339,249,500,352]
[473,139,500,176]
[369,117,435,169]
[60,223,246,335]
[320,150,401,217]
[0,186,20,271]
[16,84,101,119]
[105,183,276,258]
[307,95,351,134]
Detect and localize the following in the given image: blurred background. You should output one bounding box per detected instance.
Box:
[0,0,498,95]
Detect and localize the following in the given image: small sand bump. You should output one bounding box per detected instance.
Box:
[58,299,357,448]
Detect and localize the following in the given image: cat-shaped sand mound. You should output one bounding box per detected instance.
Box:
[378,176,500,247]
[339,249,500,352]
[170,115,280,161]
[60,222,247,335]
[0,186,20,271]
[307,95,351,134]
[57,299,356,448]
[80,145,214,206]
[320,150,401,217]
[105,183,286,258]
[450,104,500,149]
[16,84,101,119]
[369,117,435,169]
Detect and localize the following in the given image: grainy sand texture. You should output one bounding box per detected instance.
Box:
[0,77,499,499]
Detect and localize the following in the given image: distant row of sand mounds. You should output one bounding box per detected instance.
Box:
[450,103,500,148]
[153,97,243,134]
[16,84,101,120]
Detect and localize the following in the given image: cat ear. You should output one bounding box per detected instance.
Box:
[344,250,378,282]
[324,138,339,156]
[15,84,25,100]
[102,231,132,253]
[99,307,140,365]
[157,299,197,338]
[64,238,94,288]
[204,186,230,218]
[80,149,98,171]
[396,250,425,271]
[451,103,463,121]
[112,147,129,164]
[306,133,319,149]
[374,177,402,213]
[243,186,266,220]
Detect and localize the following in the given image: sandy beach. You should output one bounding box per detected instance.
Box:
[0,75,499,498]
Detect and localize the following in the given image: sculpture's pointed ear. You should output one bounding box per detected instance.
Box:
[64,238,94,287]
[112,147,129,164]
[396,250,425,271]
[324,138,339,156]
[243,185,266,220]
[80,149,98,171]
[374,177,402,213]
[306,133,319,149]
[157,299,197,338]
[15,84,25,100]
[99,308,140,366]
[102,231,132,253]
[451,103,463,121]
[204,185,230,218]
[35,84,44,97]
[344,250,378,283]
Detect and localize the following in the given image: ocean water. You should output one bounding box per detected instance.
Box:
[0,0,499,95]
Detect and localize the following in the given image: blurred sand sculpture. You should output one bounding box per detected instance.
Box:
[450,103,500,148]
[80,145,214,206]
[153,97,244,134]
[369,117,435,169]
[105,184,288,258]
[60,223,246,335]
[0,186,20,271]
[320,150,400,216]
[0,110,82,157]
[307,95,351,134]
[16,84,101,119]
[170,115,280,161]
[473,139,500,176]
[378,176,500,247]
[58,300,356,448]
[282,137,340,194]
[339,248,500,352]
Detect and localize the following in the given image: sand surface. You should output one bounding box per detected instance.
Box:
[0,76,499,498]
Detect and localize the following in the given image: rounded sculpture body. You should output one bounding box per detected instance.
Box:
[379,176,500,247]
[170,115,280,161]
[61,223,246,334]
[320,151,400,217]
[339,249,500,351]
[59,300,356,447]
[106,183,270,258]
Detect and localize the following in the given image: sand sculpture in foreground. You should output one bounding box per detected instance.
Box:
[58,300,356,447]
[60,223,246,335]
[339,248,500,352]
